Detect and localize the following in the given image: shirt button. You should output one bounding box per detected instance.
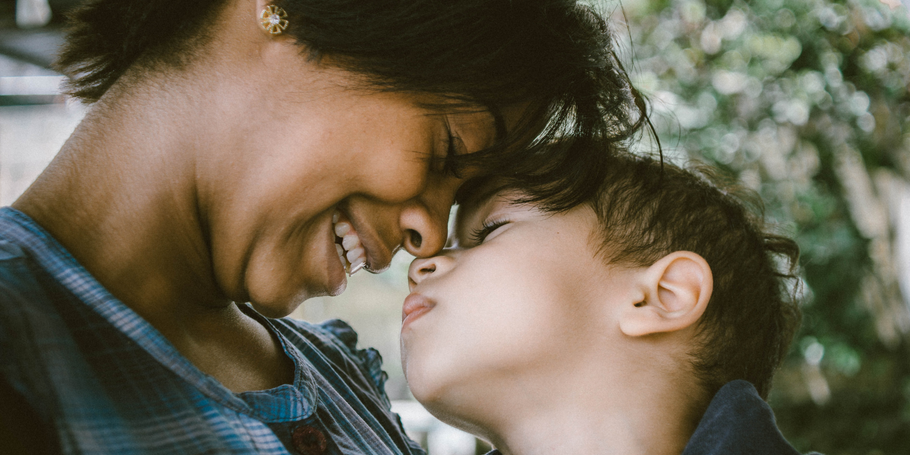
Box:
[292,425,327,455]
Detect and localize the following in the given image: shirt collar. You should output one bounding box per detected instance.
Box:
[682,380,802,455]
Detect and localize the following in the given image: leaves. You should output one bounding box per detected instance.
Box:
[604,0,910,452]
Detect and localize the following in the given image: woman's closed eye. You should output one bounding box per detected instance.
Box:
[439,119,465,177]
[469,219,510,245]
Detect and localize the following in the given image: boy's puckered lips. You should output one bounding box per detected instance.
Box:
[402,293,435,329]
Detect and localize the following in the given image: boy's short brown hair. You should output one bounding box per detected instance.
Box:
[578,150,801,399]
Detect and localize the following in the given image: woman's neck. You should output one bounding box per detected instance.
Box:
[12,77,297,392]
[13,64,237,326]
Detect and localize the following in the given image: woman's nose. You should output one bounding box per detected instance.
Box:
[399,179,461,258]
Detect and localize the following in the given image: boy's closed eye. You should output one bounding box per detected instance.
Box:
[454,195,521,248]
[468,218,510,245]
[451,184,533,248]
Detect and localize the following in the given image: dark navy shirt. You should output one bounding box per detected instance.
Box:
[681,380,812,455]
[0,207,424,455]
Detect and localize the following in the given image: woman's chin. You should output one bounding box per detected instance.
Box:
[246,287,314,318]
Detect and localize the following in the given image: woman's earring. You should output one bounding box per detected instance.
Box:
[260,5,289,35]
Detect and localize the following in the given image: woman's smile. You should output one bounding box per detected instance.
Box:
[325,205,394,298]
[332,210,367,274]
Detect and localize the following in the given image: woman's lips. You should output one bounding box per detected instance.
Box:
[402,293,435,329]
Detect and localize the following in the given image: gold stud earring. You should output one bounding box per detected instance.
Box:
[260,5,289,35]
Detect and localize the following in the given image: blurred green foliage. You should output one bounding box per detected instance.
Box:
[606,0,910,453]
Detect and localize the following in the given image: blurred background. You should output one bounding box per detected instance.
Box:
[609,1,910,454]
[0,0,908,454]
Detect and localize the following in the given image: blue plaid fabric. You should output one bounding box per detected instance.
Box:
[0,207,425,455]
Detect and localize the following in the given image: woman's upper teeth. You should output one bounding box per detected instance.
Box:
[334,221,352,237]
[341,234,359,250]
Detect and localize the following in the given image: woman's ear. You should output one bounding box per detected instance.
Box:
[619,251,713,337]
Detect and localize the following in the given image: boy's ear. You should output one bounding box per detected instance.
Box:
[619,251,713,337]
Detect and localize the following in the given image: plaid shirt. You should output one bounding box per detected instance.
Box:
[0,207,424,455]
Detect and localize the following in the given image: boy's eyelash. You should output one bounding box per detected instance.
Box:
[469,219,509,244]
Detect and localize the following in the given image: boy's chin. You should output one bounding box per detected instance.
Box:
[410,387,495,444]
[402,369,438,404]
[406,372,478,416]
[403,350,503,416]
[404,369,455,412]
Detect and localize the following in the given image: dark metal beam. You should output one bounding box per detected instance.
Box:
[0,0,84,69]
[0,26,64,69]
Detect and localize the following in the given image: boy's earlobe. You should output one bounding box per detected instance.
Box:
[619,252,713,337]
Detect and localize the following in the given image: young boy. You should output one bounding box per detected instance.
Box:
[401,147,814,455]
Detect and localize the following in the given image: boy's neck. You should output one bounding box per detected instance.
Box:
[469,349,701,455]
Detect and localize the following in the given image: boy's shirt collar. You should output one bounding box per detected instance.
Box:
[682,380,811,455]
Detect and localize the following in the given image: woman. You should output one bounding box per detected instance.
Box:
[0,0,645,453]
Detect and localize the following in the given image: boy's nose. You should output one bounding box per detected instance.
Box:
[408,256,441,291]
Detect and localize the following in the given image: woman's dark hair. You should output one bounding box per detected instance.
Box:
[54,0,649,210]
[584,150,802,400]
